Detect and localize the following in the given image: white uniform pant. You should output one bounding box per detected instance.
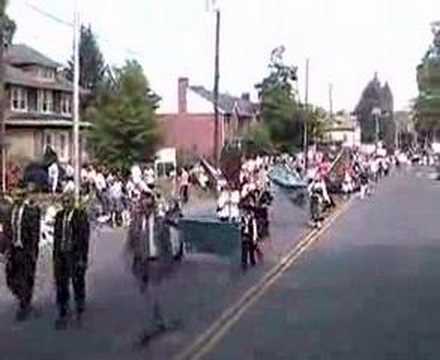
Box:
[360,184,368,199]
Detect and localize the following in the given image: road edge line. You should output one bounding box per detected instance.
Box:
[175,198,354,360]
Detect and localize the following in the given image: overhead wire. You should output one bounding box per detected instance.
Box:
[24,1,145,62]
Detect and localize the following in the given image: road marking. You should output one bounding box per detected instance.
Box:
[174,199,354,360]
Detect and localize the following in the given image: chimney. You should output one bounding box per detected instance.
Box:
[178,77,189,113]
[241,92,250,101]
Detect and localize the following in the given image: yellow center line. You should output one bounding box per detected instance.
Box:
[175,198,354,360]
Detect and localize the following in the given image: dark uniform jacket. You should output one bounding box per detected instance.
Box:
[3,199,41,303]
[240,212,258,244]
[3,200,41,259]
[53,207,90,268]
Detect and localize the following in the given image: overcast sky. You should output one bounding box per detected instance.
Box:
[8,0,440,112]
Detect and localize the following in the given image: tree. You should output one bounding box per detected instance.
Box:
[354,74,395,147]
[414,22,440,144]
[242,123,273,155]
[87,60,161,170]
[307,106,327,144]
[66,25,106,100]
[255,46,304,152]
[2,15,15,45]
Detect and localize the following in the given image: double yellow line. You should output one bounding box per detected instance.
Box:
[175,199,353,360]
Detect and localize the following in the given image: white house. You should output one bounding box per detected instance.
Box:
[322,113,361,148]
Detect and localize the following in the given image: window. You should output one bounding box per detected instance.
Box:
[47,69,54,79]
[59,133,68,161]
[10,87,28,111]
[43,133,53,153]
[43,132,69,162]
[61,94,72,115]
[38,90,53,113]
[39,67,55,80]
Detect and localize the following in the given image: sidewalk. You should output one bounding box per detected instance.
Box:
[0,185,309,360]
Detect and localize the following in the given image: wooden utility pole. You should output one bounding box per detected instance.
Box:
[73,0,81,205]
[0,13,6,193]
[329,83,333,120]
[303,58,310,172]
[213,9,220,167]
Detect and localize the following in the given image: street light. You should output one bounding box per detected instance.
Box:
[372,107,381,150]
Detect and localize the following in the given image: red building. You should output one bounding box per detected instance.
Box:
[159,78,259,160]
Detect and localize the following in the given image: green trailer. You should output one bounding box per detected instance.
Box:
[180,217,241,259]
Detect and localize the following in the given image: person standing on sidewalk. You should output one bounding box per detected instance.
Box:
[179,168,190,204]
[109,176,124,228]
[53,194,90,330]
[3,189,41,322]
[359,167,370,200]
[48,161,59,194]
[240,194,258,270]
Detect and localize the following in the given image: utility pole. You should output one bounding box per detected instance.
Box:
[73,0,81,205]
[372,107,381,151]
[0,13,6,193]
[303,58,310,172]
[213,8,220,167]
[328,83,333,121]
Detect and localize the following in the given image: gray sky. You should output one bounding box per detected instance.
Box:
[8,0,440,112]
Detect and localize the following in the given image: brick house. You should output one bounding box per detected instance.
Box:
[159,77,259,159]
[3,44,90,165]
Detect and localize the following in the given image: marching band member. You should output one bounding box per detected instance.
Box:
[217,186,230,222]
[53,194,90,330]
[229,189,240,223]
[240,194,258,270]
[3,188,41,322]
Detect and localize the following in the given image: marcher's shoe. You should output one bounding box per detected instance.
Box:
[55,317,68,330]
[74,312,83,329]
[15,307,31,322]
[76,300,86,318]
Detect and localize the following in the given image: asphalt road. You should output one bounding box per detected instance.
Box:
[0,184,309,360]
[205,167,440,360]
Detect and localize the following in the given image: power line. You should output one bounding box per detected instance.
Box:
[25,1,145,61]
[26,2,73,27]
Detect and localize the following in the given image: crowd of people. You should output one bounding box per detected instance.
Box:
[48,163,196,228]
[216,156,273,269]
[306,150,399,227]
[1,144,437,332]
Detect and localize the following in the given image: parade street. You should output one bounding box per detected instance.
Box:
[201,167,440,360]
[1,167,439,360]
[0,181,308,360]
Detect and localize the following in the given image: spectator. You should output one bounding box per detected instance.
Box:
[179,168,190,204]
[48,162,59,194]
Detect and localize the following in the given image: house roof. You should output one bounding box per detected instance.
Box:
[189,86,258,117]
[4,44,61,68]
[5,64,74,92]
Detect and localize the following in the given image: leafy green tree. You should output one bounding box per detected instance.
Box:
[256,46,304,152]
[0,0,15,45]
[414,22,440,143]
[2,15,15,45]
[355,74,395,146]
[242,123,273,155]
[86,60,161,170]
[66,25,106,100]
[307,106,327,143]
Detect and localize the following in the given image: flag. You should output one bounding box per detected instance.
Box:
[206,0,220,12]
